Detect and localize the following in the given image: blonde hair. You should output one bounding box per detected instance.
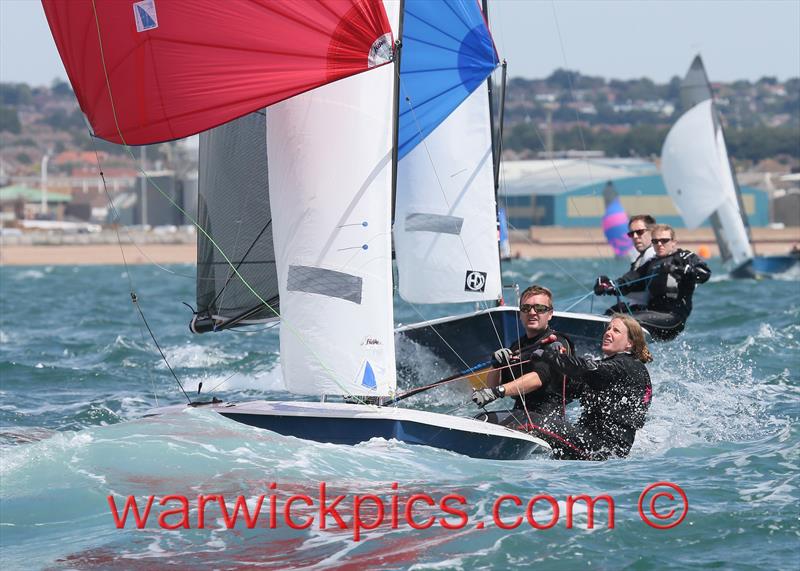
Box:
[650,223,675,240]
[609,313,653,363]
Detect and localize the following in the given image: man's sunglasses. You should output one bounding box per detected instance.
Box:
[520,303,553,314]
[652,238,672,245]
[626,228,648,238]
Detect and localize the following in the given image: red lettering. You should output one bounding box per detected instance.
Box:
[107,495,155,529]
[318,482,347,530]
[405,494,436,530]
[284,494,314,530]
[566,494,615,529]
[492,494,522,530]
[352,494,385,541]
[217,495,265,529]
[525,495,559,530]
[269,482,277,529]
[158,495,190,529]
[438,494,468,529]
[390,482,400,528]
[196,494,218,528]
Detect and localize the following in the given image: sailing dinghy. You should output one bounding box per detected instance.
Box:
[43,0,549,460]
[661,55,799,279]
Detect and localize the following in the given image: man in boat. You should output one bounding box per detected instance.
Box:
[595,214,657,314]
[594,224,711,340]
[470,284,575,426]
[524,314,653,460]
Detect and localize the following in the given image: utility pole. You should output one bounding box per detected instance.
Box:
[40,152,50,216]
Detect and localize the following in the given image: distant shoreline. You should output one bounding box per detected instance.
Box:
[1,227,798,266]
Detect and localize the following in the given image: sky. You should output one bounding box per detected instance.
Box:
[1,0,798,87]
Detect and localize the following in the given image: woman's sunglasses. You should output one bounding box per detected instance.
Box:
[626,228,648,238]
[520,303,553,314]
[652,238,673,245]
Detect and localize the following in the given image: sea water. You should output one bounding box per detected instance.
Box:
[0,259,797,569]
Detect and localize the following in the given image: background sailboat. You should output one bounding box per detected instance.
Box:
[602,181,635,260]
[43,0,549,459]
[661,55,799,279]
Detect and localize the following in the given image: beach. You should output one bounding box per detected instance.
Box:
[1,226,798,265]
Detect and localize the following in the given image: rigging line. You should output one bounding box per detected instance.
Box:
[90,140,177,406]
[548,0,628,278]
[528,123,610,263]
[131,291,192,404]
[206,371,241,395]
[396,70,506,353]
[88,7,371,407]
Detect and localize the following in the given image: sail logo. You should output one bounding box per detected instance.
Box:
[464,271,487,292]
[133,0,159,32]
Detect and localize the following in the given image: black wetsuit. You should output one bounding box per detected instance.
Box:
[609,249,711,340]
[529,351,652,461]
[479,329,574,427]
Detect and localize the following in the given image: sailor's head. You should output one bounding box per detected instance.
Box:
[650,224,677,257]
[627,214,656,253]
[603,314,653,363]
[519,284,553,337]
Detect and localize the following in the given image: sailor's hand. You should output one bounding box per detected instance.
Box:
[594,276,617,296]
[492,347,513,368]
[593,275,611,295]
[471,387,503,407]
[538,344,561,363]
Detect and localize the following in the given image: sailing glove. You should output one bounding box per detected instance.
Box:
[492,347,513,368]
[471,386,505,407]
[593,275,616,296]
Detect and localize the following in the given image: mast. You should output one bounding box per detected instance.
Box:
[483,0,507,301]
[390,0,404,224]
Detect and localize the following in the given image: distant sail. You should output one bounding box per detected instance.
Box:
[498,207,512,260]
[601,181,634,258]
[42,0,393,144]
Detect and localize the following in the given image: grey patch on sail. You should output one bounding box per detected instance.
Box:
[287,265,363,304]
[405,213,463,235]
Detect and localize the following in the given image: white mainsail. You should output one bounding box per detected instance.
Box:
[661,99,753,266]
[394,77,501,304]
[266,3,399,397]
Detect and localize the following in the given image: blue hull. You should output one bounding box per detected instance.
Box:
[731,256,800,279]
[220,411,540,460]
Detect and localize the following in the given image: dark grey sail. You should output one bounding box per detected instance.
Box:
[680,55,752,263]
[191,110,279,334]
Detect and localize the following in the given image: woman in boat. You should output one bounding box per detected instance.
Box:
[594,224,711,340]
[526,313,653,461]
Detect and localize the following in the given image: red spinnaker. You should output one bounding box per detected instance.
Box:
[42,0,392,145]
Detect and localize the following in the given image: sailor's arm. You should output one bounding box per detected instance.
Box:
[499,370,544,397]
[539,349,622,389]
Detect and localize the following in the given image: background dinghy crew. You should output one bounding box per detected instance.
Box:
[471,285,574,426]
[598,214,657,312]
[594,223,711,340]
[527,314,653,461]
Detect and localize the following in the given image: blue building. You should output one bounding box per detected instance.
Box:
[499,159,769,229]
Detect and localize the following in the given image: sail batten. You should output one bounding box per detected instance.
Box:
[42,0,393,145]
